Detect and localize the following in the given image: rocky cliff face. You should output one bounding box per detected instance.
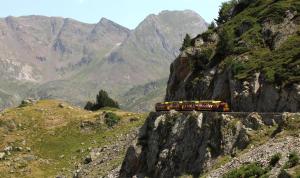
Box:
[120,111,300,178]
[165,56,300,112]
[165,7,300,112]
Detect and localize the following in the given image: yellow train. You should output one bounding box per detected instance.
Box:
[155,100,230,112]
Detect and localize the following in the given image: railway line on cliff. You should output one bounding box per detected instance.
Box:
[156,110,285,115]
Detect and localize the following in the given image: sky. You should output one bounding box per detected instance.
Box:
[0,0,228,29]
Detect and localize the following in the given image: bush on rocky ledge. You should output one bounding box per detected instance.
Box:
[104,112,121,128]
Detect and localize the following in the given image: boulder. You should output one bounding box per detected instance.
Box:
[119,112,277,177]
[20,98,37,107]
[242,112,264,130]
[0,152,5,160]
[84,156,92,164]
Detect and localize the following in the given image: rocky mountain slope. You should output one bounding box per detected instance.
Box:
[0,15,130,110]
[165,0,300,112]
[0,16,130,81]
[0,10,208,111]
[120,78,168,112]
[78,10,207,93]
[0,99,146,177]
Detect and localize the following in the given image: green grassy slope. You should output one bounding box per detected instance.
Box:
[0,100,146,177]
[189,0,300,86]
[219,0,300,85]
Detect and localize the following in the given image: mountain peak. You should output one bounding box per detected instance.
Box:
[135,10,207,39]
[158,9,198,15]
[95,17,129,32]
[99,17,113,25]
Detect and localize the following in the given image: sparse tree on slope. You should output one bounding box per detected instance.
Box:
[84,90,119,111]
[180,34,192,51]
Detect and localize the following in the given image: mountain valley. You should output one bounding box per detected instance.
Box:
[0,10,208,111]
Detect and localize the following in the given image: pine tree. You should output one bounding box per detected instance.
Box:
[180,34,192,51]
[95,90,119,109]
[84,101,95,110]
[84,90,119,111]
[208,21,216,30]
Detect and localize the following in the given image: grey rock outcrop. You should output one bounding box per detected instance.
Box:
[262,10,300,50]
[165,52,300,112]
[207,136,300,178]
[0,152,5,160]
[75,128,139,178]
[119,111,291,178]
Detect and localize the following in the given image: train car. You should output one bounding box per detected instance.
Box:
[155,100,230,112]
[155,102,172,111]
[194,100,230,112]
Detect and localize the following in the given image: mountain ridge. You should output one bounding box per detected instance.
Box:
[0,10,208,111]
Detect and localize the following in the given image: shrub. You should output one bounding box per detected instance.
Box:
[284,152,299,169]
[201,30,215,42]
[231,61,247,76]
[216,29,234,56]
[263,67,276,83]
[104,112,120,128]
[223,163,268,178]
[234,20,254,37]
[193,48,213,70]
[259,3,288,24]
[269,153,281,167]
[234,0,257,15]
[84,90,119,111]
[232,46,250,55]
[216,0,257,25]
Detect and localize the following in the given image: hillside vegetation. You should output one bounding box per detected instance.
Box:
[0,100,146,177]
[214,0,300,84]
[166,0,300,112]
[189,0,300,84]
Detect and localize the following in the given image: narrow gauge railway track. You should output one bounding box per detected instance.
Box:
[154,111,288,125]
[155,100,230,112]
[156,110,284,115]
